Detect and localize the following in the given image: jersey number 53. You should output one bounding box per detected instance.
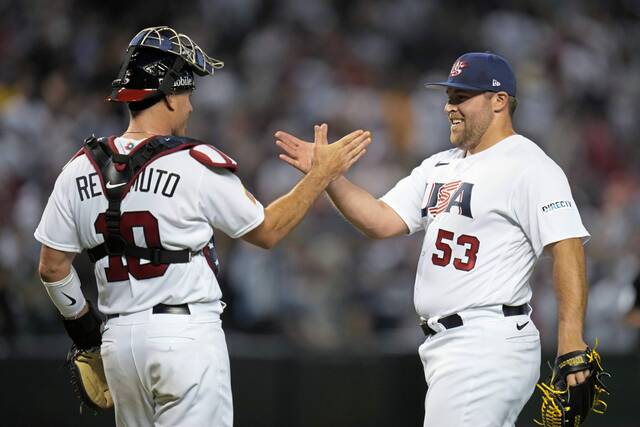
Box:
[432,228,480,271]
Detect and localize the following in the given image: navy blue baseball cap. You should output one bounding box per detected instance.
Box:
[425,52,517,97]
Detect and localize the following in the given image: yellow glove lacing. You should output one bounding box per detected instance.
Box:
[534,341,609,427]
[586,344,610,415]
[534,381,566,427]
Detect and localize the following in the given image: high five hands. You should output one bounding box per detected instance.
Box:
[275,124,371,178]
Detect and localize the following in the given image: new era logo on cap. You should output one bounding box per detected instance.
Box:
[425,52,517,97]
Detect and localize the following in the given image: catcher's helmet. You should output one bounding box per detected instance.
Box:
[109,26,224,106]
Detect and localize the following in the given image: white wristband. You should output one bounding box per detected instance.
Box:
[41,266,87,318]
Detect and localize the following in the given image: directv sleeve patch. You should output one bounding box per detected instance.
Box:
[541,200,573,213]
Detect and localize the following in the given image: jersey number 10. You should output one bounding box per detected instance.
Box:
[432,228,480,271]
[94,211,168,282]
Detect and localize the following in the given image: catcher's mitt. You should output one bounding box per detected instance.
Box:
[66,344,113,412]
[535,344,609,426]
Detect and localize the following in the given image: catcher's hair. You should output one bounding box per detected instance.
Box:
[128,87,192,117]
[128,95,163,116]
[129,103,155,117]
[508,96,518,116]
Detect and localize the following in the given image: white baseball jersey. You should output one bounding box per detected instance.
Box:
[381,134,589,319]
[35,137,264,315]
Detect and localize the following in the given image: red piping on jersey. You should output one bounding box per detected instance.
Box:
[68,148,85,162]
[63,147,86,169]
[82,145,108,195]
[189,147,238,172]
[106,136,118,154]
[105,136,129,171]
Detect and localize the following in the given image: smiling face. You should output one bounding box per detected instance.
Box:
[444,88,494,151]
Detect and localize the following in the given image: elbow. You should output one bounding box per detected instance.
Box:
[371,233,389,240]
[38,245,74,282]
[38,262,66,282]
[243,221,281,250]
[362,230,382,240]
[256,238,277,250]
[253,233,280,250]
[362,227,390,240]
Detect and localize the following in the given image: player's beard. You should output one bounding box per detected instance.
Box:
[450,109,493,152]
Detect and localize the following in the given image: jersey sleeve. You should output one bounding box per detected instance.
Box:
[379,158,433,235]
[512,160,589,256]
[34,166,83,252]
[199,168,265,239]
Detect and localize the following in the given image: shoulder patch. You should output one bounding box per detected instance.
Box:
[189,145,238,172]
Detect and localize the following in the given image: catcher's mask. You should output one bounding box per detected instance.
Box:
[108,26,224,110]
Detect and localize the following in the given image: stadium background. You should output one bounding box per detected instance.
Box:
[0,0,638,425]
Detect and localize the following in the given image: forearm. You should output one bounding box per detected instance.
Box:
[551,238,588,355]
[39,245,86,319]
[326,176,404,239]
[258,170,332,247]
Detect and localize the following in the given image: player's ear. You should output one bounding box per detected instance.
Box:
[163,94,177,112]
[493,92,509,113]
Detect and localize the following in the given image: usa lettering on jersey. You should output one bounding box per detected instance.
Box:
[422,181,474,218]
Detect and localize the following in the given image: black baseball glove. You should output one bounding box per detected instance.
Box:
[535,344,609,426]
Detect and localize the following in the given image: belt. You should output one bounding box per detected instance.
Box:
[106,303,191,320]
[420,304,529,337]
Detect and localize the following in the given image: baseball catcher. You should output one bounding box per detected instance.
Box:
[35,23,371,425]
[535,344,609,426]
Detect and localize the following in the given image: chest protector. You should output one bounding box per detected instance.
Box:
[82,135,236,276]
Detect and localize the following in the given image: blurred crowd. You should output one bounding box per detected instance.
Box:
[1,0,639,356]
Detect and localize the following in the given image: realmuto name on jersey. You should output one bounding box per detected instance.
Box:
[421,181,474,219]
[75,168,181,201]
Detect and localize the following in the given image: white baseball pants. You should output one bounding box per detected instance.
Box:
[419,305,541,427]
[101,302,233,427]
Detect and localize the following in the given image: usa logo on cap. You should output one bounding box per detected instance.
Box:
[425,52,517,97]
[449,60,467,77]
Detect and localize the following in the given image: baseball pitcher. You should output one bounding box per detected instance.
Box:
[276,52,608,426]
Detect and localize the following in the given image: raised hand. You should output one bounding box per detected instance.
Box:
[306,124,370,182]
[275,124,371,177]
[275,130,315,173]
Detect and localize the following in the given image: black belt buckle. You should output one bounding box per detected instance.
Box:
[420,305,528,337]
[420,319,436,336]
[420,313,463,337]
[152,303,190,315]
[502,304,528,317]
[106,303,190,320]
